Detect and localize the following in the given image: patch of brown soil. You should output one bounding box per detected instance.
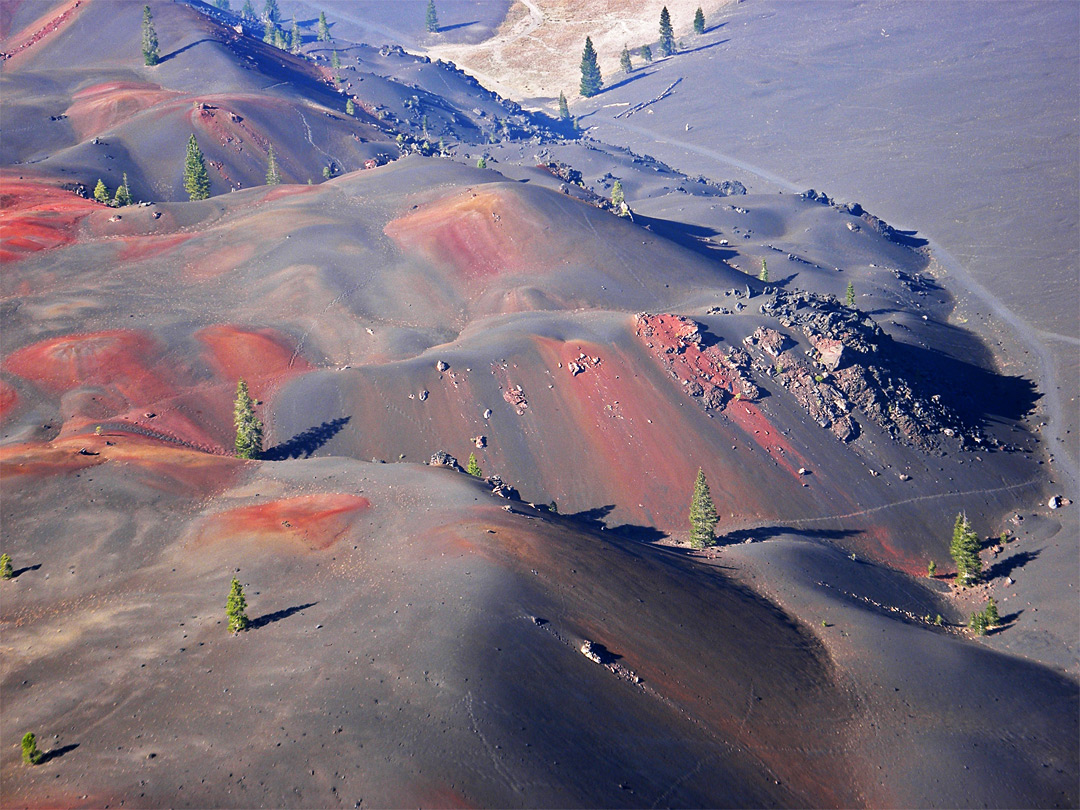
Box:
[0,0,84,63]
[384,186,553,282]
[66,81,183,140]
[0,379,18,421]
[196,494,371,551]
[0,175,100,262]
[196,325,312,400]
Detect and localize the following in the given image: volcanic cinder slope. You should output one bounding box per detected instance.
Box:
[1,1,1077,808]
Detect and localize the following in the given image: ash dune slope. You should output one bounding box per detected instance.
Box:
[1,1,1077,807]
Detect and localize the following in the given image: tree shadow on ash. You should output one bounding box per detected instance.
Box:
[676,38,730,57]
[249,602,318,630]
[985,549,1039,581]
[159,39,215,64]
[39,743,79,764]
[988,611,1024,634]
[599,70,656,94]
[438,20,479,32]
[263,416,350,460]
[721,525,862,545]
[564,505,668,543]
[633,214,738,264]
[11,563,41,578]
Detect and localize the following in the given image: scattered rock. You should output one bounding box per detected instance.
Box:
[1048,495,1061,509]
[436,360,449,372]
[428,451,461,471]
[899,473,911,481]
[503,384,528,415]
[579,640,602,664]
[483,408,493,419]
[417,389,428,401]
[473,435,486,449]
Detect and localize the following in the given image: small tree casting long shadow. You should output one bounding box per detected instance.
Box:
[249,602,318,630]
[263,416,350,460]
[39,743,79,764]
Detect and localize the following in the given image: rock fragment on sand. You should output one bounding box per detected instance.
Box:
[580,640,602,664]
[436,360,449,372]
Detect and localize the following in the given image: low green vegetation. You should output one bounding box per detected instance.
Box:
[950,512,982,586]
[226,577,249,633]
[466,453,482,477]
[233,379,264,459]
[689,468,718,549]
[927,560,936,578]
[21,732,42,765]
[579,36,602,97]
[142,5,159,66]
[693,6,705,35]
[0,553,13,580]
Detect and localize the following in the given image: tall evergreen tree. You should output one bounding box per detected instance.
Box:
[317,10,330,41]
[620,43,633,73]
[579,36,602,98]
[273,26,287,49]
[693,6,706,34]
[142,5,159,66]
[21,732,42,765]
[0,552,13,580]
[112,172,133,207]
[466,453,482,477]
[183,134,210,201]
[93,179,110,204]
[846,281,855,308]
[658,6,676,56]
[240,0,256,22]
[984,596,1000,627]
[262,0,279,23]
[346,98,356,115]
[265,145,281,185]
[233,378,263,459]
[290,20,302,52]
[950,512,982,586]
[689,468,719,549]
[558,91,570,121]
[263,18,275,43]
[426,0,439,33]
[214,0,230,10]
[331,49,341,77]
[759,258,768,282]
[226,577,249,633]
[640,43,653,62]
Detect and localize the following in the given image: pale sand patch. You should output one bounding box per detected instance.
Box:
[425,0,735,108]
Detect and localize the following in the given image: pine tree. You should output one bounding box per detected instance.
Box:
[112,173,133,207]
[317,11,330,41]
[693,6,705,34]
[226,577,249,633]
[558,91,570,121]
[759,258,768,282]
[466,453,482,477]
[233,379,263,459]
[183,134,211,201]
[620,44,633,73]
[426,0,439,33]
[984,597,1000,628]
[346,98,356,116]
[846,281,855,308]
[689,468,718,549]
[612,179,629,216]
[579,36,602,98]
[263,19,275,43]
[214,0,230,10]
[331,49,340,70]
[0,553,13,579]
[640,43,653,62]
[950,512,982,586]
[290,20,302,52]
[265,145,281,185]
[93,179,110,204]
[659,6,676,57]
[476,156,487,169]
[21,732,42,765]
[274,26,287,49]
[927,560,936,578]
[968,609,988,635]
[142,5,159,66]
[262,0,279,23]
[241,0,257,22]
